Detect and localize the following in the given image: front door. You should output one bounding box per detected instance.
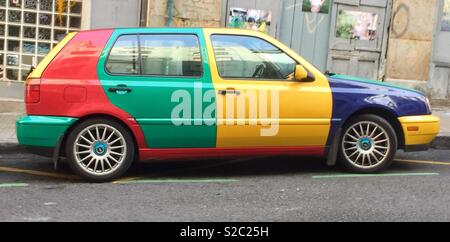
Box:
[203,29,333,149]
[98,28,216,149]
[327,0,392,79]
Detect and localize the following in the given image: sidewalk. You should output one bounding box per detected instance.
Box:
[0,98,23,144]
[433,107,450,137]
[0,101,449,150]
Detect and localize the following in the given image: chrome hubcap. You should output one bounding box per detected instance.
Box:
[342,121,390,169]
[74,124,127,175]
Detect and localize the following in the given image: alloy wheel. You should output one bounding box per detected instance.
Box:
[341,121,391,169]
[73,124,127,176]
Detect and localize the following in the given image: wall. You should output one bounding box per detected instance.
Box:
[85,0,141,29]
[279,0,332,72]
[145,0,222,28]
[385,0,438,83]
[429,0,450,99]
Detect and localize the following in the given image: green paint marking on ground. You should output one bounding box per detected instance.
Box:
[114,178,239,185]
[0,183,29,188]
[312,173,440,179]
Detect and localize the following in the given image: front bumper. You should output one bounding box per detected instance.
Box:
[398,115,440,150]
[16,115,78,148]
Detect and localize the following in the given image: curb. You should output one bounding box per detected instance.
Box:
[431,136,450,150]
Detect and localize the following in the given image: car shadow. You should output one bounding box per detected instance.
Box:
[0,155,339,183]
[125,154,439,179]
[126,156,340,179]
[0,153,434,183]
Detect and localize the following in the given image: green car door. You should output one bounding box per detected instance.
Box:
[97,28,216,148]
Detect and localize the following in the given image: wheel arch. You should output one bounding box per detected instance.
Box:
[58,113,139,160]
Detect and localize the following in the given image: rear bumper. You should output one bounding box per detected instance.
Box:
[398,115,440,150]
[16,116,78,150]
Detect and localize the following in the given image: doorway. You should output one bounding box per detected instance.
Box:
[327,0,392,79]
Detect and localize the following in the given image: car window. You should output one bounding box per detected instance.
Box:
[106,35,140,75]
[211,35,297,80]
[140,34,202,77]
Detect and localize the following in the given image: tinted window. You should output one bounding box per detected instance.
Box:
[106,35,140,75]
[140,35,202,77]
[211,35,297,79]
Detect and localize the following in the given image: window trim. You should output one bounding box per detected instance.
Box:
[210,34,313,82]
[104,33,204,79]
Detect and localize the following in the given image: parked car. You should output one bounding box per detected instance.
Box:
[17,28,440,182]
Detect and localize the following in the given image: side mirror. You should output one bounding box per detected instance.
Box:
[294,65,315,82]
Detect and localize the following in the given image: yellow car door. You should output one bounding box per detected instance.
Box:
[203,29,333,150]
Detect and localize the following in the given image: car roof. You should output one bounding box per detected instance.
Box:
[78,27,264,35]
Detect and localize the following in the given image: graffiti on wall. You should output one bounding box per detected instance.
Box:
[391,3,410,38]
[285,1,330,34]
[229,8,272,33]
[303,14,325,33]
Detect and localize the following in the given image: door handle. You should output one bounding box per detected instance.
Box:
[218,88,240,96]
[108,85,132,94]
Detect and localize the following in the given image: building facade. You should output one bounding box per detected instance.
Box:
[141,0,222,28]
[0,0,144,99]
[0,0,449,101]
[0,0,83,83]
[218,0,450,100]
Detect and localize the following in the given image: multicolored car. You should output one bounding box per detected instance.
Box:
[16,28,440,182]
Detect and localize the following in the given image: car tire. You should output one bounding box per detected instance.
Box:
[338,114,397,173]
[65,118,135,182]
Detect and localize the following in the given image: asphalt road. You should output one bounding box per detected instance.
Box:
[1,150,450,222]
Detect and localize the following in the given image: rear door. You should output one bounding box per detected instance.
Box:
[97,28,217,148]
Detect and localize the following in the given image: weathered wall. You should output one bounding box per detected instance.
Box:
[385,0,438,81]
[88,0,141,29]
[146,0,222,28]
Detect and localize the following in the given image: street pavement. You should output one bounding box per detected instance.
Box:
[0,112,18,143]
[1,100,450,221]
[1,150,450,222]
